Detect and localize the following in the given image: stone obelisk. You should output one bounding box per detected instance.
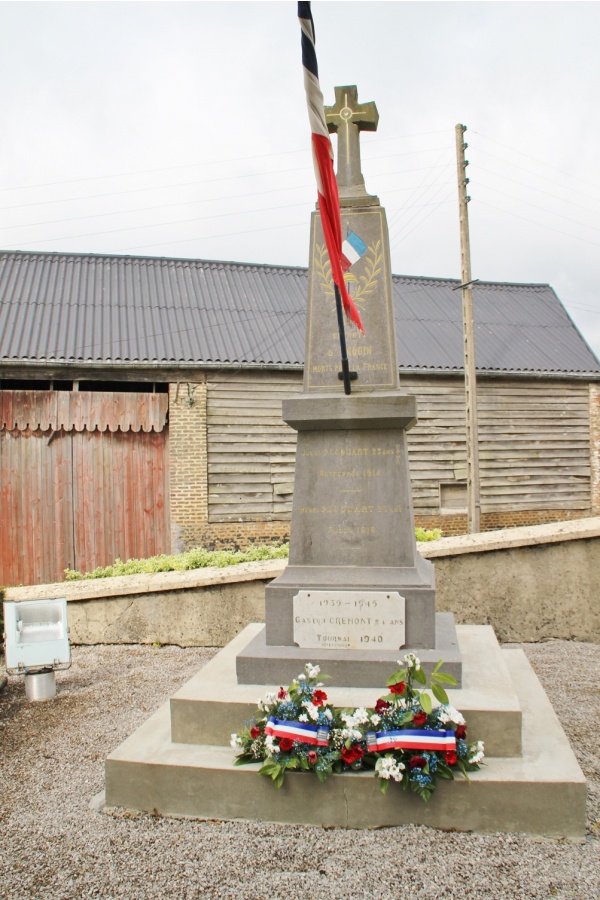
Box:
[237,86,461,687]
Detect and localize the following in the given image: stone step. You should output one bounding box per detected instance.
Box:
[170,623,521,758]
[104,646,586,839]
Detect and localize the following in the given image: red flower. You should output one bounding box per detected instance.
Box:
[277,687,287,700]
[375,698,391,714]
[279,737,294,752]
[312,689,328,707]
[409,755,426,769]
[412,711,427,727]
[445,750,458,765]
[250,726,261,739]
[341,744,364,765]
[455,725,467,740]
[307,751,318,766]
[389,681,406,695]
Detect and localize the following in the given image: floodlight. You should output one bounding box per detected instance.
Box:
[3,599,71,701]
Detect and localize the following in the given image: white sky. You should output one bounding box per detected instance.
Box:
[2,0,600,359]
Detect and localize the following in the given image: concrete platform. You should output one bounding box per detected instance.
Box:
[171,623,519,757]
[104,626,586,838]
[237,613,462,687]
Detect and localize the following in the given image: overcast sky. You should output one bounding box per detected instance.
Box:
[2,1,600,359]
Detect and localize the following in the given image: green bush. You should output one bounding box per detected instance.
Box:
[64,527,442,581]
[415,527,443,542]
[64,543,291,581]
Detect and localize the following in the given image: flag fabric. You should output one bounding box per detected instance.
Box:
[341,231,367,272]
[366,729,457,753]
[265,716,330,747]
[298,2,364,333]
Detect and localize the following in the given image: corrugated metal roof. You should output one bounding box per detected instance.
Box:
[1,250,598,376]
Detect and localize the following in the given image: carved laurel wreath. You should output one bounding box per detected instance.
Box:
[315,240,383,307]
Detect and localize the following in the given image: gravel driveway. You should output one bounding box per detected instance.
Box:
[1,640,598,900]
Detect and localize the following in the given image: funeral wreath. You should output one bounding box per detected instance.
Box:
[231,655,484,802]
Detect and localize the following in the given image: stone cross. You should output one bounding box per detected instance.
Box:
[325,85,379,205]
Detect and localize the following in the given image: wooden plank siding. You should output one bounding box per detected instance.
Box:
[206,373,591,522]
[207,375,302,522]
[0,391,170,586]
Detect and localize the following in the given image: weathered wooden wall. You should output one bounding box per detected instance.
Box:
[0,391,169,586]
[207,375,300,522]
[206,372,592,522]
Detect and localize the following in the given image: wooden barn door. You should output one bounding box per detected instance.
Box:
[71,428,169,576]
[0,391,169,586]
[0,428,75,586]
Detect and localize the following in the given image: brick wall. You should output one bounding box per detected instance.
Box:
[591,383,600,514]
[168,380,209,552]
[415,509,591,537]
[168,380,290,551]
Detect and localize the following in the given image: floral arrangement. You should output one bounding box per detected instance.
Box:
[231,654,484,802]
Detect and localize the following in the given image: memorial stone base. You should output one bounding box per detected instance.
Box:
[103,623,586,839]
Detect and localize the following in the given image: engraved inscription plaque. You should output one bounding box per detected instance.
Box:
[293,590,406,650]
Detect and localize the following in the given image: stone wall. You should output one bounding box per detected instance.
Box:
[7,518,600,646]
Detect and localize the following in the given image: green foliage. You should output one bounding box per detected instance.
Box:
[64,542,290,581]
[63,526,437,580]
[415,527,443,542]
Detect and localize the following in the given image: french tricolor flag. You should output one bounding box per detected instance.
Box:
[298,2,364,333]
[366,729,456,752]
[341,231,367,272]
[265,716,330,747]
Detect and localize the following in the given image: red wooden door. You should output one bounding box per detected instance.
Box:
[0,391,169,586]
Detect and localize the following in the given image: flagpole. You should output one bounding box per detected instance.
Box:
[334,285,352,395]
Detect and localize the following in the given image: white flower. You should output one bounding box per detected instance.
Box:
[305,663,320,679]
[263,692,276,705]
[341,708,369,729]
[445,705,466,727]
[298,713,308,723]
[303,701,319,721]
[264,735,277,756]
[370,714,381,727]
[324,708,333,721]
[402,652,421,671]
[468,741,485,764]
[297,674,306,682]
[230,733,243,749]
[375,756,405,782]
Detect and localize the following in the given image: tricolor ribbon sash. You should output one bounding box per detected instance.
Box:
[366,729,456,752]
[265,716,330,747]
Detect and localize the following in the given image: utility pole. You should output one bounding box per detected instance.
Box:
[455,124,481,533]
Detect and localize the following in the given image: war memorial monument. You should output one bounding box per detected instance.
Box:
[105,86,586,838]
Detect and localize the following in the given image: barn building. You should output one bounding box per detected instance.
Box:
[1,249,599,586]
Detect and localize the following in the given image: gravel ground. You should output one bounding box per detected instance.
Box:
[0,640,598,900]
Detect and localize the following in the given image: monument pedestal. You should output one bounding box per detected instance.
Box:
[104,623,586,839]
[237,391,462,686]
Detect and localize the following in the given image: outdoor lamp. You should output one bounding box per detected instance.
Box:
[3,598,71,701]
